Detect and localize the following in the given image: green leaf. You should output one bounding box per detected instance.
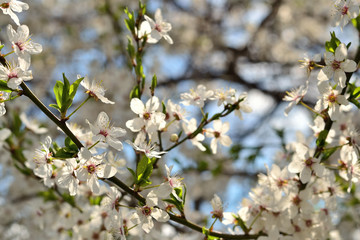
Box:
[352,16,360,31]
[325,32,341,53]
[65,137,78,152]
[49,104,60,110]
[316,129,329,147]
[129,85,140,99]
[321,146,340,162]
[127,37,135,59]
[137,155,150,180]
[124,8,135,32]
[61,73,70,112]
[0,80,13,92]
[127,167,137,182]
[151,74,157,90]
[69,77,83,100]
[53,80,64,110]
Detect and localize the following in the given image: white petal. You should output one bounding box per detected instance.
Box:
[130,98,145,115]
[96,112,109,129]
[97,164,117,178]
[341,59,357,72]
[151,208,169,222]
[317,67,333,81]
[335,43,347,61]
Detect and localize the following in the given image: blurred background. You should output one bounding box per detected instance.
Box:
[1,0,359,239]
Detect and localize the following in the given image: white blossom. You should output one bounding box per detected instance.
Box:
[141,9,173,44]
[126,96,166,134]
[317,43,357,88]
[0,0,29,26]
[87,111,126,151]
[331,0,359,30]
[20,112,48,134]
[7,24,42,69]
[180,85,214,108]
[283,82,308,116]
[79,75,114,104]
[0,61,32,89]
[76,148,117,194]
[206,120,232,154]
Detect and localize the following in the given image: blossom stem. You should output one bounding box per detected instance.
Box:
[248,210,262,230]
[3,51,14,57]
[209,218,218,231]
[88,140,100,150]
[67,96,91,119]
[0,93,20,103]
[300,101,320,115]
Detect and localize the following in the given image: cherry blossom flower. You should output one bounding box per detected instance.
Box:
[338,145,360,186]
[20,112,48,134]
[317,43,357,88]
[180,85,214,108]
[288,143,324,183]
[210,194,224,220]
[141,9,173,44]
[233,93,252,120]
[131,197,170,233]
[0,0,29,26]
[164,99,187,132]
[86,111,126,151]
[79,75,115,104]
[126,139,166,159]
[101,186,122,213]
[56,158,79,196]
[7,24,42,69]
[27,136,54,179]
[0,61,32,89]
[126,96,166,134]
[283,81,308,116]
[315,82,349,121]
[212,88,236,106]
[182,118,206,151]
[299,53,321,78]
[206,120,232,154]
[147,165,183,206]
[76,148,117,194]
[331,0,359,30]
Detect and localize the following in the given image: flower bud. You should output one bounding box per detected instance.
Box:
[170,133,178,142]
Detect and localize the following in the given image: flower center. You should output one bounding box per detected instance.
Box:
[342,6,349,15]
[331,60,341,70]
[214,131,221,138]
[328,93,337,103]
[87,164,96,174]
[143,112,151,120]
[15,42,25,51]
[155,24,162,32]
[305,157,314,167]
[8,72,18,79]
[99,129,108,137]
[141,206,152,216]
[276,179,288,188]
[292,195,301,206]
